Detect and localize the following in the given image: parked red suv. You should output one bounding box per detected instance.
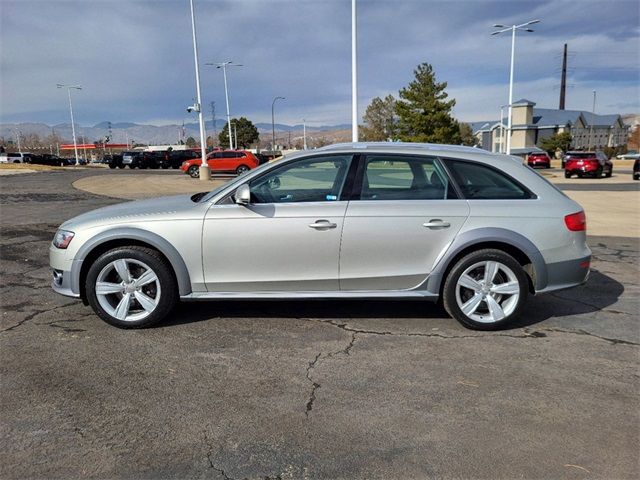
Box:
[564,151,612,178]
[180,150,260,178]
[527,152,551,168]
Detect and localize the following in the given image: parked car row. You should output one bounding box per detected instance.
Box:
[0,152,88,166]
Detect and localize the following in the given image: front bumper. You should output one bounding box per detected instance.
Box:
[51,268,80,298]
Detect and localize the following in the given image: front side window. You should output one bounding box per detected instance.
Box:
[445,159,532,200]
[359,155,454,200]
[249,155,352,203]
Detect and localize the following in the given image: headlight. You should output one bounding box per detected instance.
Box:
[53,230,75,249]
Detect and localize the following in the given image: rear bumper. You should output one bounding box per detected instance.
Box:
[536,255,591,294]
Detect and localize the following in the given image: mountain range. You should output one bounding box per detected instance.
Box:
[1,120,352,146]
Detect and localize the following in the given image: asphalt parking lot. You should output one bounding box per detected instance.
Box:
[1,168,639,479]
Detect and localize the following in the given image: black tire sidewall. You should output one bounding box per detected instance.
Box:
[85,247,177,328]
[443,249,528,330]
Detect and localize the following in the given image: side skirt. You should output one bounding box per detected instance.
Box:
[181,290,440,301]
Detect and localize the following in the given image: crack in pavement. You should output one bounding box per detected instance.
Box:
[0,301,78,333]
[299,316,636,417]
[203,432,283,480]
[304,330,358,418]
[543,327,639,346]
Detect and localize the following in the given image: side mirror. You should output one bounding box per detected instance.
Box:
[234,184,251,205]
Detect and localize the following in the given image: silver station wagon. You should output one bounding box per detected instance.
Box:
[50,142,591,330]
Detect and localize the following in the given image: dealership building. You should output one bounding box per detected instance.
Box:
[471,99,629,155]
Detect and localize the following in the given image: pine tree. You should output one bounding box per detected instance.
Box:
[395,63,461,144]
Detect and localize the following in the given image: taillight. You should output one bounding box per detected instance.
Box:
[565,211,586,231]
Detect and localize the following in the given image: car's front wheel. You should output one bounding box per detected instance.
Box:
[442,249,528,330]
[85,246,177,328]
[188,165,200,178]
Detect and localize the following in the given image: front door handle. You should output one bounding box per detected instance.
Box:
[423,219,451,229]
[309,220,337,230]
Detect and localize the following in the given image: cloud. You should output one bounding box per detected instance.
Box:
[0,0,638,127]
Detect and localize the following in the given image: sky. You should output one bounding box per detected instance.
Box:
[0,0,639,127]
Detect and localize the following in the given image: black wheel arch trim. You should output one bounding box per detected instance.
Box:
[70,228,192,297]
[422,227,548,293]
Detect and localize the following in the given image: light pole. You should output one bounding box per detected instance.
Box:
[351,0,358,142]
[207,61,242,150]
[232,121,238,150]
[498,104,509,153]
[302,119,307,150]
[188,0,209,181]
[271,96,285,152]
[492,19,540,155]
[56,84,82,165]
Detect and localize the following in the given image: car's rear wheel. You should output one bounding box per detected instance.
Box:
[188,165,200,178]
[108,164,116,169]
[236,165,249,175]
[128,165,136,169]
[118,165,125,169]
[85,246,177,328]
[564,171,571,178]
[443,249,528,330]
[594,167,603,178]
[605,168,612,178]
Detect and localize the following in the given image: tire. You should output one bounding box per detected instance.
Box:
[128,165,136,169]
[442,249,529,330]
[236,164,249,175]
[188,165,200,178]
[564,171,571,178]
[594,167,603,178]
[85,246,178,328]
[118,165,125,169]
[108,164,116,169]
[605,168,612,178]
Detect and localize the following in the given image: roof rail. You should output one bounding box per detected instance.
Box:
[317,141,494,155]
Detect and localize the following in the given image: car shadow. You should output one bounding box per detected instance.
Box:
[157,269,624,331]
[510,269,625,328]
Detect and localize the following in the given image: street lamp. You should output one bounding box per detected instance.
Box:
[56,84,82,165]
[271,96,285,152]
[187,0,209,181]
[207,61,242,150]
[302,118,307,150]
[492,19,540,155]
[351,0,358,142]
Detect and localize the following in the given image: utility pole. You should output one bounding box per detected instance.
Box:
[559,43,567,110]
[302,119,307,150]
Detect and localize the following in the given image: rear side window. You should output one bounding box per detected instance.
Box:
[359,155,455,200]
[445,160,532,200]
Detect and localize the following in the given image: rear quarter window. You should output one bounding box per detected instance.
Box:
[445,159,533,200]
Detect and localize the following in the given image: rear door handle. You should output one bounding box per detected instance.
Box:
[309,220,337,230]
[423,219,451,229]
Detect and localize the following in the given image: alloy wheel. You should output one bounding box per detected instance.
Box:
[95,258,161,322]
[455,260,520,324]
